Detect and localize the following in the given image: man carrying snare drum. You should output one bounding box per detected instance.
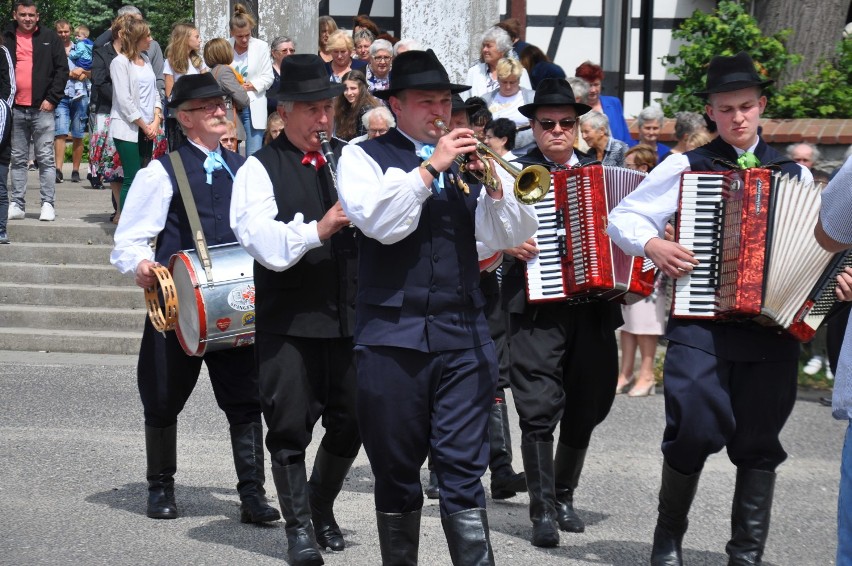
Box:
[110,74,279,527]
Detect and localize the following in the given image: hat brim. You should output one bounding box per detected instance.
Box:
[167,85,231,108]
[374,82,470,100]
[694,79,773,97]
[518,101,593,119]
[273,83,346,102]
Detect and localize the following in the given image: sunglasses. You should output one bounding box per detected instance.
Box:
[535,118,577,131]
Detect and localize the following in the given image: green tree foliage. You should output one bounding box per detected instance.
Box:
[771,39,852,118]
[0,0,192,44]
[661,1,800,115]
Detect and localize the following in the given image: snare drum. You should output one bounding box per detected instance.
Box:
[170,243,256,356]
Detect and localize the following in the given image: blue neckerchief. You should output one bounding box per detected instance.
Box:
[416,144,443,192]
[203,151,235,184]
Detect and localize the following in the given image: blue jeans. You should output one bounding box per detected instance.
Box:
[10,107,55,209]
[54,95,89,138]
[839,420,852,565]
[239,107,263,156]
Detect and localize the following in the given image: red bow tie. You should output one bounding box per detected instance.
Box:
[302,151,327,170]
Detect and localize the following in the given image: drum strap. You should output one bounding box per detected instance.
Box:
[169,151,215,285]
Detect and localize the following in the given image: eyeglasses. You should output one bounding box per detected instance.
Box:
[368,128,388,136]
[535,118,577,131]
[183,100,228,114]
[274,47,295,54]
[220,137,238,143]
[372,55,391,61]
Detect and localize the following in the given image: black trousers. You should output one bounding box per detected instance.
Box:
[661,341,798,474]
[483,272,511,396]
[508,302,619,447]
[256,332,360,467]
[355,344,496,517]
[137,317,261,428]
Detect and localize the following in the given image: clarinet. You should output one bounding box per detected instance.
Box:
[317,131,338,188]
[316,131,357,259]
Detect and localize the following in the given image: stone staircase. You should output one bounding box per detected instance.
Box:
[0,173,145,354]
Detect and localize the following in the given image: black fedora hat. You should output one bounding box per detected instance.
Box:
[167,74,229,108]
[694,51,773,97]
[518,78,591,119]
[273,54,345,101]
[374,49,469,100]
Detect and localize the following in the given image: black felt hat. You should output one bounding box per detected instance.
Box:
[518,78,591,119]
[272,54,345,101]
[167,74,229,108]
[694,51,773,97]
[374,49,469,100]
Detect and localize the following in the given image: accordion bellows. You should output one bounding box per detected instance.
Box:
[672,168,847,341]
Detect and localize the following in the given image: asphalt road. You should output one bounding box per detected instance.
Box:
[0,350,841,565]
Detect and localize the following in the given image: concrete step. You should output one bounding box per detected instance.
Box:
[5,219,117,245]
[0,262,136,286]
[0,242,114,265]
[0,326,141,355]
[0,304,145,332]
[0,282,144,308]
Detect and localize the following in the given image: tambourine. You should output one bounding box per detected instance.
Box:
[144,264,179,332]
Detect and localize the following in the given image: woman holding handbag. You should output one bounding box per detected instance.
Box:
[204,38,249,151]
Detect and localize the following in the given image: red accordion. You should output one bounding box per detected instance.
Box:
[671,168,846,341]
[525,164,655,304]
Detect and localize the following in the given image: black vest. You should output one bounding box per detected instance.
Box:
[354,128,491,352]
[251,133,357,339]
[155,143,243,265]
[667,136,802,361]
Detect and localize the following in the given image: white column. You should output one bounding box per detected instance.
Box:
[400,0,500,83]
[195,0,317,56]
[195,0,230,46]
[257,0,317,54]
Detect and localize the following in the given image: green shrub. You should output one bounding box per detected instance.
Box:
[770,38,852,119]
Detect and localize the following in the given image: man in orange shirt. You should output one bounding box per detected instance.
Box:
[3,0,67,222]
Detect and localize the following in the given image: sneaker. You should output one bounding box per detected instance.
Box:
[55,168,64,183]
[27,161,36,172]
[86,172,103,190]
[39,202,55,221]
[803,355,824,376]
[0,231,8,244]
[8,202,24,220]
[827,366,834,380]
[71,170,80,183]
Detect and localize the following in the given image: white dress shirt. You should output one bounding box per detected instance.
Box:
[230,156,323,272]
[607,139,813,258]
[335,129,538,250]
[110,140,222,276]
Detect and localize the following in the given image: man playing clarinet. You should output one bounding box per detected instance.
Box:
[230,54,360,566]
[607,52,812,565]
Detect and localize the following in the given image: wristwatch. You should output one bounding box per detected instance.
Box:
[420,159,441,179]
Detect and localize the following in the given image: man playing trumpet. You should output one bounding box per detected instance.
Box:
[336,49,537,564]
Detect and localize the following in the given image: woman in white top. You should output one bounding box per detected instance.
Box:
[164,22,208,149]
[481,58,535,150]
[228,3,273,156]
[462,27,531,100]
[109,18,162,211]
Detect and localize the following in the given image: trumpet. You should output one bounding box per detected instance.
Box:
[432,118,551,204]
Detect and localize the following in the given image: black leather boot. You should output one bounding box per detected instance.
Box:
[725,468,776,565]
[521,442,559,547]
[308,445,356,551]
[489,402,526,499]
[554,443,586,533]
[442,508,495,566]
[229,422,281,524]
[651,461,701,566]
[145,424,178,519]
[271,463,324,566]
[377,509,421,565]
